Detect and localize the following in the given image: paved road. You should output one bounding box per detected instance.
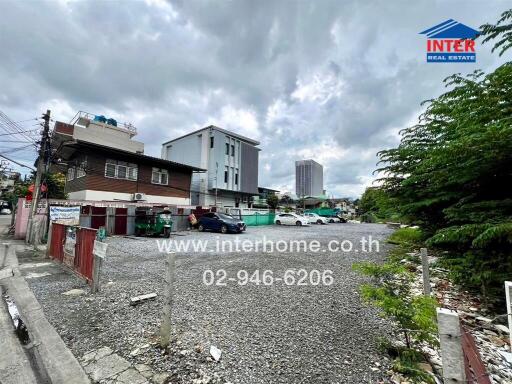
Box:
[27,223,395,384]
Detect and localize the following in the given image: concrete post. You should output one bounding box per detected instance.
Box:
[159,251,176,348]
[1,243,8,267]
[420,248,431,296]
[437,308,465,384]
[91,254,103,294]
[505,281,512,352]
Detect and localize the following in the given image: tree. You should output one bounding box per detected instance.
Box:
[360,187,400,221]
[266,194,279,209]
[375,9,512,298]
[42,172,67,199]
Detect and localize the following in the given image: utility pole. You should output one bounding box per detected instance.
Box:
[26,110,50,244]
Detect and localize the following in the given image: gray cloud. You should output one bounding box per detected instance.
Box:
[0,0,509,196]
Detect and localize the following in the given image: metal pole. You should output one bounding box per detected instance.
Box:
[159,251,175,348]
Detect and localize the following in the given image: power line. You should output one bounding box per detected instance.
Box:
[0,128,40,137]
[0,144,36,155]
[0,153,36,171]
[0,111,38,143]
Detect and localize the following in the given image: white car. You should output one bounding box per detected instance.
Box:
[0,208,11,215]
[274,213,309,226]
[304,213,328,224]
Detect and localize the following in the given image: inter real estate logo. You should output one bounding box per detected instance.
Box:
[419,19,479,63]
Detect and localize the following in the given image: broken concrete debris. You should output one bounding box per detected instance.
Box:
[130,292,157,306]
[209,345,222,362]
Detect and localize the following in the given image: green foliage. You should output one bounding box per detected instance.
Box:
[375,9,512,300]
[354,261,438,348]
[392,348,435,384]
[387,227,423,246]
[43,172,68,199]
[266,194,279,209]
[360,187,399,221]
[480,9,512,56]
[359,212,377,223]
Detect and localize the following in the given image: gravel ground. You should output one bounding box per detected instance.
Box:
[25,222,395,384]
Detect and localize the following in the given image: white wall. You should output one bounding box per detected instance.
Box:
[68,190,190,205]
[73,123,144,153]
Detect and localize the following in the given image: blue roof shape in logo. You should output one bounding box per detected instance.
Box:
[419,19,479,39]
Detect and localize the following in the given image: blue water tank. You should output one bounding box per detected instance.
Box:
[94,115,107,123]
[106,118,117,127]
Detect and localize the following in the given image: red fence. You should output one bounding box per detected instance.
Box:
[49,224,97,283]
[74,228,96,281]
[49,223,66,262]
[461,325,491,384]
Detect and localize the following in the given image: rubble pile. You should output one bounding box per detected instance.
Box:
[394,252,512,384]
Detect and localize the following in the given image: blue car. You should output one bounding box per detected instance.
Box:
[198,212,246,234]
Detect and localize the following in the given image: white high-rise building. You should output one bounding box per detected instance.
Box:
[295,159,323,197]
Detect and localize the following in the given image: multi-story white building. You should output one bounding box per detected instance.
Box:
[295,159,324,197]
[161,125,260,208]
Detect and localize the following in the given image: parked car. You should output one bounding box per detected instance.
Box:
[0,207,11,215]
[274,213,309,226]
[198,212,246,234]
[304,212,328,224]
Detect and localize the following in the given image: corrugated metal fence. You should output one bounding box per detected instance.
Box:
[49,223,97,283]
[461,325,492,384]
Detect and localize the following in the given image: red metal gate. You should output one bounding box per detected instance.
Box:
[74,228,97,281]
[49,223,66,262]
[114,208,127,235]
[91,206,106,229]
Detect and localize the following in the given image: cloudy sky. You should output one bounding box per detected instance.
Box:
[0,0,510,197]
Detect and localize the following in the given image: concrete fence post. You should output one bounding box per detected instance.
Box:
[91,240,108,294]
[437,308,466,384]
[91,254,103,293]
[159,251,176,349]
[420,247,431,296]
[505,281,512,352]
[1,243,8,267]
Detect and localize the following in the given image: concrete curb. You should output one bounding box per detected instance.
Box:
[0,285,38,384]
[3,244,90,384]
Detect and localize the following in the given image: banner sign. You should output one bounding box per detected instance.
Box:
[50,206,80,225]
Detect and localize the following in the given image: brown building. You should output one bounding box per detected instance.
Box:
[52,114,204,206]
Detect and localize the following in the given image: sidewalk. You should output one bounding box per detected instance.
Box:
[0,220,90,384]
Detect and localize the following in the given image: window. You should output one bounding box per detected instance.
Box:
[76,157,87,178]
[152,168,169,185]
[231,144,235,156]
[67,167,75,181]
[225,143,229,155]
[105,159,138,181]
[224,170,228,183]
[235,173,238,185]
[210,137,214,148]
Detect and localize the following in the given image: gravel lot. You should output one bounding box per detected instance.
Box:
[26,222,395,384]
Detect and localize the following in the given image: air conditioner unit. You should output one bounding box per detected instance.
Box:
[133,192,147,201]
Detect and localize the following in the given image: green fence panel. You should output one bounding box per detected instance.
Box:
[241,212,275,226]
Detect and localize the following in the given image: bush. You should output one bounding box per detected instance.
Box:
[387,227,423,246]
[360,212,377,223]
